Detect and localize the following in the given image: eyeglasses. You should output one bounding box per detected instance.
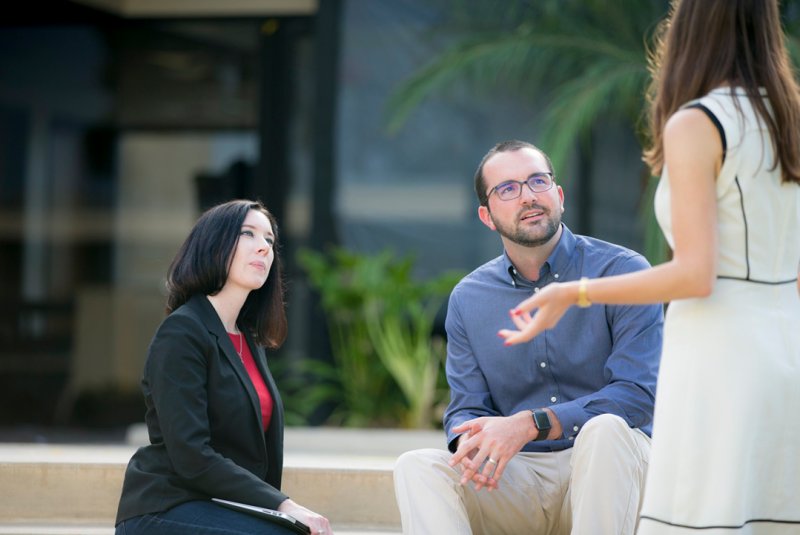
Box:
[487,173,555,201]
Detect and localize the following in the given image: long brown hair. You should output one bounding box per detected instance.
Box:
[644,0,800,185]
[166,199,288,349]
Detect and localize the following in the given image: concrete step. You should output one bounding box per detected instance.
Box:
[0,524,398,535]
[0,427,446,534]
[0,525,112,535]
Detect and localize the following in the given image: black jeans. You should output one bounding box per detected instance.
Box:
[115,500,298,535]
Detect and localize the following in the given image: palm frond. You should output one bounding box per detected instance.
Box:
[538,61,648,175]
[385,0,660,134]
[385,33,543,133]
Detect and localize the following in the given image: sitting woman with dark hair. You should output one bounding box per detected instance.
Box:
[114,199,332,535]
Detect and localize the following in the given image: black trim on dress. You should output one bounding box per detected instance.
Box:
[717,275,798,285]
[687,103,727,162]
[714,176,797,284]
[640,515,800,530]
[733,176,751,279]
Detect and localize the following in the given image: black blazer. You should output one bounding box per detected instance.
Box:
[116,294,287,524]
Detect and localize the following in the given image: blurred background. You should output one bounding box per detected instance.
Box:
[2,0,798,441]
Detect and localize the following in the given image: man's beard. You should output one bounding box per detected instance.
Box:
[489,206,561,247]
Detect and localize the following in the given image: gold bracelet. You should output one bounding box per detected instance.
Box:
[577,277,591,308]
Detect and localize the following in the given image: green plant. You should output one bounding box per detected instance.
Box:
[364,276,453,429]
[269,356,342,427]
[297,247,462,428]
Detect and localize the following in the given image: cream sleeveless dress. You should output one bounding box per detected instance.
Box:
[638,88,800,534]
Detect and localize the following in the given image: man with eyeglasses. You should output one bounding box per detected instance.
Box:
[393,140,663,534]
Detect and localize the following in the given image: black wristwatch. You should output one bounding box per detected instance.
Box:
[531,409,552,441]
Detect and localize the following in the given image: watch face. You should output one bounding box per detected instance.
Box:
[533,410,551,430]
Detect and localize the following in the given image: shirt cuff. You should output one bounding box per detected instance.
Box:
[549,402,586,442]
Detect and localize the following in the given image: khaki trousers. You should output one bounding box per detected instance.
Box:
[393,414,650,535]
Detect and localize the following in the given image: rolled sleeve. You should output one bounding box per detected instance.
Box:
[549,254,663,439]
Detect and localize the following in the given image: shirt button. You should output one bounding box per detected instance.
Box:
[540,362,547,368]
[568,436,574,441]
[534,287,540,293]
[573,425,579,432]
[550,396,557,403]
[554,273,559,279]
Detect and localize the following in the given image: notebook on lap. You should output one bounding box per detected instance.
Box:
[211,498,311,534]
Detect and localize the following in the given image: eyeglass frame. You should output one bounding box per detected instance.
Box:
[486,172,556,201]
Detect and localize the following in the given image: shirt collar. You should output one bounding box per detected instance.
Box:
[503,224,577,286]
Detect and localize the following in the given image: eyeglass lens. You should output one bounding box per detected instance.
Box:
[494,174,553,200]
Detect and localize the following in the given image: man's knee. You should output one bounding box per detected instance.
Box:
[573,413,649,468]
[394,448,450,484]
[394,448,459,520]
[578,413,629,441]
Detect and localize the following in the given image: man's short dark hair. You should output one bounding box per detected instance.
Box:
[474,140,555,206]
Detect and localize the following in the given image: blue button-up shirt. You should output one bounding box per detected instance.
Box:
[444,225,663,452]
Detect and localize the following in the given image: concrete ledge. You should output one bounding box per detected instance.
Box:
[285,464,396,527]
[0,458,400,527]
[0,525,399,535]
[0,524,112,535]
[0,428,446,533]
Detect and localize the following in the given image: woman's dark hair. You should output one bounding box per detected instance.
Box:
[166,199,288,349]
[645,0,800,185]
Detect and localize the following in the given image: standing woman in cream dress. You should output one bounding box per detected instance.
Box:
[500,0,800,533]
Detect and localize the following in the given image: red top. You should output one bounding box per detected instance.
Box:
[228,332,273,431]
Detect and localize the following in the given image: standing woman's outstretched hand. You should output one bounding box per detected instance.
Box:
[498,281,578,346]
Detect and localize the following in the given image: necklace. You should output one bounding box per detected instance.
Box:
[231,328,243,358]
